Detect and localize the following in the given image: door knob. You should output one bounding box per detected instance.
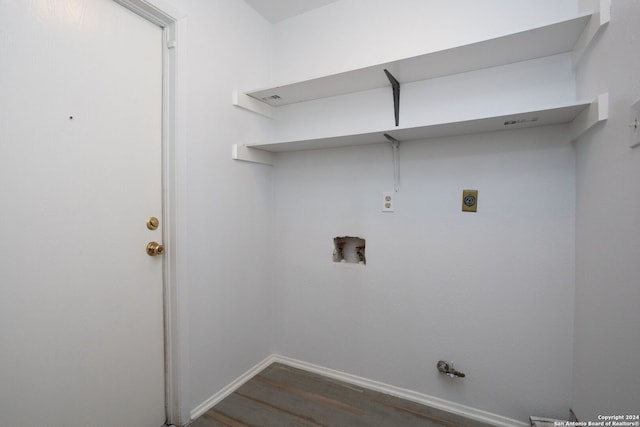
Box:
[146,242,165,256]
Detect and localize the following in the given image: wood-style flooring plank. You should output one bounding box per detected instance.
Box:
[189,409,242,427]
[254,364,447,427]
[234,374,367,426]
[190,363,497,427]
[213,391,323,426]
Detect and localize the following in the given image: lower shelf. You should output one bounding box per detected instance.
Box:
[233,94,607,165]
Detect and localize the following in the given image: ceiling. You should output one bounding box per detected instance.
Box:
[243,0,340,24]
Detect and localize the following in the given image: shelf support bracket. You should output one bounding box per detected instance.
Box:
[232,91,276,119]
[572,0,610,66]
[570,93,608,141]
[232,144,275,166]
[384,69,400,127]
[384,134,401,192]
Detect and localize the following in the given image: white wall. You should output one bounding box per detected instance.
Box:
[271,0,578,421]
[273,131,576,422]
[573,0,640,420]
[159,0,277,422]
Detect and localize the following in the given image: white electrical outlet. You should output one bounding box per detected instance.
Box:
[382,191,394,212]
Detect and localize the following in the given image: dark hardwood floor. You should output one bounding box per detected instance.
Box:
[190,363,495,427]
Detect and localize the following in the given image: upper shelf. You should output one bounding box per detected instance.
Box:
[243,12,594,108]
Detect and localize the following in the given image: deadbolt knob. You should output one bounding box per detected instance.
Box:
[146,217,159,230]
[146,242,165,256]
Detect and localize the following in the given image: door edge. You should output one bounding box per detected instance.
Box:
[110,1,186,425]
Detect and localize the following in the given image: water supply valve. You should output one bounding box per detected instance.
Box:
[437,360,466,378]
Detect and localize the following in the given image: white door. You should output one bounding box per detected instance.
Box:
[0,0,165,426]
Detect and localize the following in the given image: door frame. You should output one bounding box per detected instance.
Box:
[111,1,183,425]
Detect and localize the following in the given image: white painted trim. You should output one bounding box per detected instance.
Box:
[190,355,278,421]
[232,144,275,165]
[190,354,528,427]
[600,0,611,24]
[573,0,610,66]
[232,90,276,119]
[110,1,185,425]
[570,93,608,141]
[160,18,184,427]
[112,0,181,26]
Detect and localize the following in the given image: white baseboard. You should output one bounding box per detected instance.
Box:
[189,354,278,420]
[189,354,529,427]
[273,355,529,427]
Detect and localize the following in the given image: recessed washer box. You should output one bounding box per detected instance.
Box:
[333,236,366,265]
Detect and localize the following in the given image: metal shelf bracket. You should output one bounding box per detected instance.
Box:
[384,69,400,127]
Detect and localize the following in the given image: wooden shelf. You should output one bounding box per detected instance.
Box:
[233,96,608,165]
[238,13,593,110]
